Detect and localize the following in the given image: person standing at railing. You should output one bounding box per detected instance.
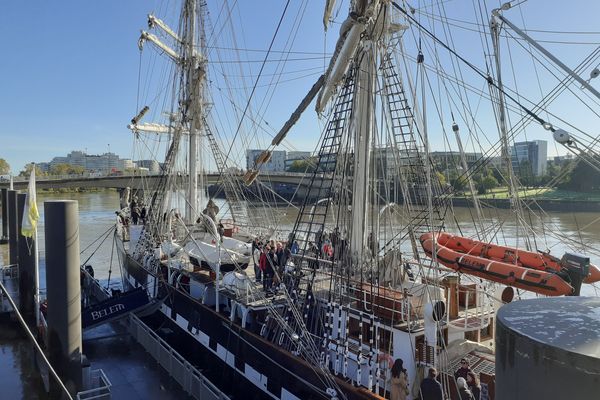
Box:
[252,238,262,283]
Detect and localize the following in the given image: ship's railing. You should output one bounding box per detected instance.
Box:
[128,313,230,400]
[302,266,415,324]
[76,369,112,400]
[445,281,493,332]
[1,263,19,279]
[81,267,112,306]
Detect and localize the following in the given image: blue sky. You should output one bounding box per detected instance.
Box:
[2,0,600,173]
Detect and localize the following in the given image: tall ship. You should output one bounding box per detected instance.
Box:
[115,1,600,399]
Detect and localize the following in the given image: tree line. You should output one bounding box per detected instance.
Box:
[440,156,600,194]
[0,159,86,177]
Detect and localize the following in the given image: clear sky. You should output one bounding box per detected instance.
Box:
[2,0,600,174]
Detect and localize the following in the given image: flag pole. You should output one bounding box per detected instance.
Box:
[22,162,41,328]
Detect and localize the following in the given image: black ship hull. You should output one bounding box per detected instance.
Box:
[122,253,379,400]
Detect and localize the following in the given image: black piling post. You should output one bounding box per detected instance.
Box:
[44,200,82,397]
[0,188,8,244]
[496,297,600,399]
[7,189,19,266]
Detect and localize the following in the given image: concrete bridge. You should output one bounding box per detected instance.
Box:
[0,172,319,192]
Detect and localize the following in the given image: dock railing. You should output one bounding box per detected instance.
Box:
[128,313,230,400]
[76,369,112,400]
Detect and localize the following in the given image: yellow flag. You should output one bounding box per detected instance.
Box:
[21,165,39,237]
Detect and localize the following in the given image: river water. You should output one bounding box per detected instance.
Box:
[2,190,600,298]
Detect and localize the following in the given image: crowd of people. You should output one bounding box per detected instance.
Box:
[129,195,147,225]
[387,357,482,400]
[453,358,481,400]
[252,238,292,294]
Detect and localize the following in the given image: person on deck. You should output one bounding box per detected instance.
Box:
[322,239,333,260]
[252,238,261,283]
[457,377,475,400]
[130,196,139,224]
[389,358,409,400]
[466,371,481,400]
[420,367,443,400]
[259,245,268,287]
[275,242,285,268]
[307,242,319,270]
[131,206,140,224]
[291,240,299,254]
[264,246,277,293]
[454,358,472,381]
[217,221,225,243]
[140,206,147,225]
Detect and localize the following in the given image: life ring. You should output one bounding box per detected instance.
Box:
[377,353,394,369]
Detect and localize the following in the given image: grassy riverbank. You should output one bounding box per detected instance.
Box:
[39,187,117,194]
[459,187,600,202]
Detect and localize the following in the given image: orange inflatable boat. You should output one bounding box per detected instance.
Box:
[420,232,600,296]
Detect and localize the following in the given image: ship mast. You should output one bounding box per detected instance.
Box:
[350,37,376,264]
[133,1,207,225]
[185,0,206,224]
[347,0,386,265]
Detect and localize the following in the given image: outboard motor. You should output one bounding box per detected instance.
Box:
[560,253,590,296]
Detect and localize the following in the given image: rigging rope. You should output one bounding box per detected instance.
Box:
[392,1,552,129]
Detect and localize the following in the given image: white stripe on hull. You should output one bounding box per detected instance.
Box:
[159,303,279,399]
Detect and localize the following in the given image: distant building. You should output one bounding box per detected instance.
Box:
[488,156,503,169]
[121,159,136,171]
[285,151,312,170]
[48,151,129,174]
[551,154,575,166]
[49,151,82,169]
[37,162,51,173]
[430,151,483,169]
[246,149,286,172]
[512,140,547,177]
[137,159,160,174]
